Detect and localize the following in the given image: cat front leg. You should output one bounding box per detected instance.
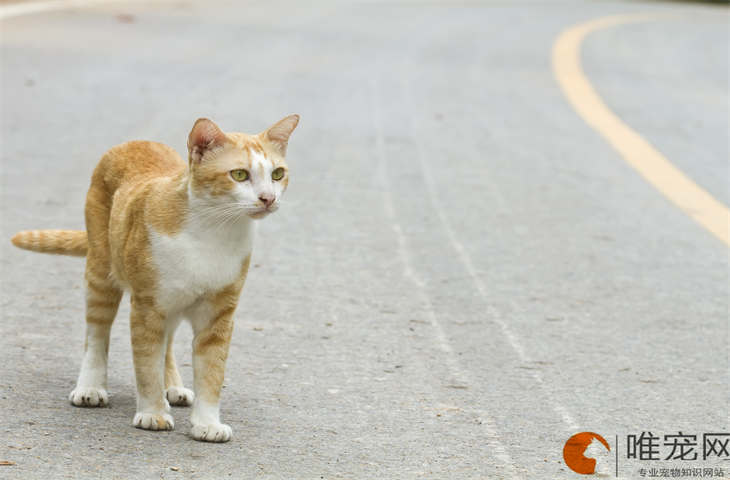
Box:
[188,290,239,443]
[129,295,174,431]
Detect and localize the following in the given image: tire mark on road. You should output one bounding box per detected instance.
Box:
[400,77,580,433]
[370,78,520,479]
[552,13,730,247]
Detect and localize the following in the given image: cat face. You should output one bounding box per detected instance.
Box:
[187,116,299,219]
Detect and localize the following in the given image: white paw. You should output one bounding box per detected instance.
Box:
[69,387,109,407]
[133,412,174,431]
[190,423,232,443]
[166,386,194,407]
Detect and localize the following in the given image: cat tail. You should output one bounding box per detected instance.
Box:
[11,230,88,257]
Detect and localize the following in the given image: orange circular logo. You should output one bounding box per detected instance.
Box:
[563,432,611,474]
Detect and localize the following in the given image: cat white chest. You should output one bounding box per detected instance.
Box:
[148,219,255,312]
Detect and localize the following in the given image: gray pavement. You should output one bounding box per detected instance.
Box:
[0,1,728,479]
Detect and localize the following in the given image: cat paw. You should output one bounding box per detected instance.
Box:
[133,412,174,431]
[190,423,232,443]
[166,386,194,407]
[69,387,109,407]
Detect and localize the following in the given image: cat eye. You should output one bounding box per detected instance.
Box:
[271,167,286,181]
[230,169,249,182]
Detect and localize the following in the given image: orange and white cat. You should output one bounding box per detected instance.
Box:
[10,115,299,443]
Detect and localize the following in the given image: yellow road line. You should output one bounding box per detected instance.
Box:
[552,14,730,246]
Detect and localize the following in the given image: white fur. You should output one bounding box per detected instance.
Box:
[133,411,174,431]
[69,322,111,407]
[190,398,231,442]
[148,209,255,314]
[166,386,194,406]
[247,150,279,202]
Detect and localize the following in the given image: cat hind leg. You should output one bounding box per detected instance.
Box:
[69,260,122,407]
[164,326,194,407]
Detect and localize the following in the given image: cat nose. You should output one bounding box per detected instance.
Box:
[258,194,274,207]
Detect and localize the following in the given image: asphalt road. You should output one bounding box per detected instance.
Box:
[0,1,728,479]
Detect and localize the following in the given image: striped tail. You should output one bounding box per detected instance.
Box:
[11,230,88,257]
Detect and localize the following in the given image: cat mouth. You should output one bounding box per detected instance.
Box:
[248,208,272,219]
[247,202,279,219]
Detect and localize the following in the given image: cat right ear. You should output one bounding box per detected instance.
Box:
[188,118,227,162]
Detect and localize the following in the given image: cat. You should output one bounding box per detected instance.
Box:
[10,115,299,443]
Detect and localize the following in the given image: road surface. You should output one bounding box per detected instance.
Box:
[0,0,727,478]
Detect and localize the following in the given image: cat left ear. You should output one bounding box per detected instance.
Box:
[188,118,227,162]
[263,114,300,155]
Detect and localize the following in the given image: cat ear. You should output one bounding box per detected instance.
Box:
[263,114,299,155]
[188,118,227,162]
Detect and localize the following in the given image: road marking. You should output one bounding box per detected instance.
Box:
[552,13,730,247]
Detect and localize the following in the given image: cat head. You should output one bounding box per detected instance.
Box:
[186,115,299,219]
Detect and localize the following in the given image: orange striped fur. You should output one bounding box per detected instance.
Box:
[10,115,299,442]
[11,229,88,256]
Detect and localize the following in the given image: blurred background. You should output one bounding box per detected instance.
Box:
[0,0,728,478]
